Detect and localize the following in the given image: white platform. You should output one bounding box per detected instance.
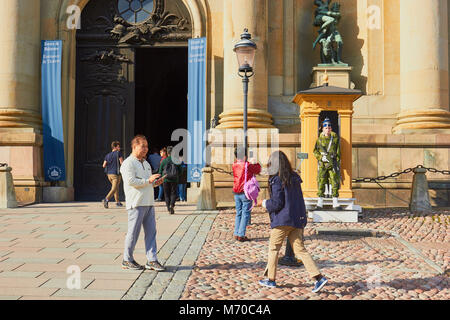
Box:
[304,198,362,213]
[311,210,359,223]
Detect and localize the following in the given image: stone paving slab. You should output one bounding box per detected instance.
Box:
[0,296,21,300]
[36,271,139,281]
[0,287,59,297]
[0,271,44,278]
[4,258,64,264]
[86,279,136,291]
[52,288,124,299]
[0,247,41,253]
[0,202,196,300]
[0,251,11,258]
[40,278,94,289]
[6,251,81,260]
[0,278,49,288]
[15,263,91,273]
[0,263,24,272]
[10,241,75,249]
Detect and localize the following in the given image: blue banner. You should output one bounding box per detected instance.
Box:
[187,38,207,182]
[41,40,66,182]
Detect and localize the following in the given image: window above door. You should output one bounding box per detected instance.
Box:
[118,0,154,24]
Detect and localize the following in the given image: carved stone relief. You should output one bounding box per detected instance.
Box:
[78,0,192,45]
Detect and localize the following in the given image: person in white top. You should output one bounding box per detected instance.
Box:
[120,135,166,271]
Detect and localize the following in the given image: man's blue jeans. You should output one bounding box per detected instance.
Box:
[157,185,164,200]
[178,184,187,201]
[234,193,252,237]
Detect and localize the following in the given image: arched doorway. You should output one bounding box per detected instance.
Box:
[74,0,192,201]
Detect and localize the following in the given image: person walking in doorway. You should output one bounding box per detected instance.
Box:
[159,146,180,215]
[147,147,162,200]
[120,135,165,271]
[102,141,124,208]
[156,147,168,202]
[257,151,328,292]
[178,156,188,202]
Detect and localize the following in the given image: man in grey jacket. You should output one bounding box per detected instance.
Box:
[120,134,165,271]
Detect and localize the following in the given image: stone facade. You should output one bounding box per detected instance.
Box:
[0,0,449,207]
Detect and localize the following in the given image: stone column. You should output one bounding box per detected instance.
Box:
[268,0,284,96]
[0,0,43,203]
[217,0,274,128]
[393,0,450,133]
[299,108,321,198]
[337,109,354,199]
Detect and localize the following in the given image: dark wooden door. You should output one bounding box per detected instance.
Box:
[74,47,135,201]
[73,0,192,201]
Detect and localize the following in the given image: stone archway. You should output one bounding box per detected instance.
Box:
[53,0,207,196]
[58,0,207,200]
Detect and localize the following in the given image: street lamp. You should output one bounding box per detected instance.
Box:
[234,28,257,158]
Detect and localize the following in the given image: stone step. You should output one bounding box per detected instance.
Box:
[310,210,359,223]
[305,198,362,212]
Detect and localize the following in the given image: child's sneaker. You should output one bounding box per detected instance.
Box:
[312,276,328,293]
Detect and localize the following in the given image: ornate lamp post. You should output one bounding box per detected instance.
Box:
[234,28,257,157]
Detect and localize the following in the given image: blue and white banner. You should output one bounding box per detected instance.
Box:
[187,38,207,182]
[41,40,66,182]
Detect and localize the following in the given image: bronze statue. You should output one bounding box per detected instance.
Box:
[313,0,345,65]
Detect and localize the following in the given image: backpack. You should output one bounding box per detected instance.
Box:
[164,159,178,180]
[244,162,260,209]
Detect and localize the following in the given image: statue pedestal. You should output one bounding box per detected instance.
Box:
[311,66,354,89]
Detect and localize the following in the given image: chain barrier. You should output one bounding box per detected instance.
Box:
[211,164,449,207]
[352,165,450,183]
[210,164,450,181]
[210,164,448,207]
[352,164,450,205]
[210,166,233,176]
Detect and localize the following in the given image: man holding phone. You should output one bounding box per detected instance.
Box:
[119,134,166,271]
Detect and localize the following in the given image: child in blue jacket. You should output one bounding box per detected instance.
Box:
[257,151,328,292]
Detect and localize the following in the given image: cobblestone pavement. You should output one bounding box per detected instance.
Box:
[181,208,449,300]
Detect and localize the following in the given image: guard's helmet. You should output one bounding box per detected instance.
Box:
[322,118,332,126]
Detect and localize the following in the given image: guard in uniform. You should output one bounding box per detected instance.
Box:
[313,118,341,208]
